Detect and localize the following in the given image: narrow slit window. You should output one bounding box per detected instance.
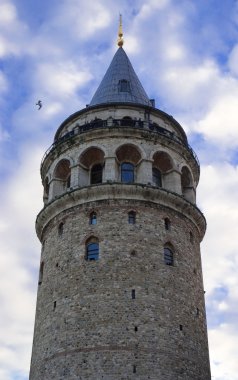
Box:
[132,289,135,299]
[38,261,44,285]
[89,212,97,225]
[58,222,64,236]
[128,211,136,224]
[164,218,171,231]
[67,175,71,188]
[53,301,56,310]
[133,365,136,374]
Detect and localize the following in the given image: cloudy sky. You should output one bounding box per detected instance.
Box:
[0,0,238,379]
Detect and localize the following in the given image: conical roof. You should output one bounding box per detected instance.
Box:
[90,47,152,107]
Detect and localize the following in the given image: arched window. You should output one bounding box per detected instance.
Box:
[86,242,99,261]
[91,164,103,184]
[89,212,97,225]
[164,218,171,231]
[53,159,71,196]
[164,246,174,266]
[128,211,136,224]
[121,162,134,183]
[152,167,162,187]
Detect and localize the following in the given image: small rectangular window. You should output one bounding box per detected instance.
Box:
[133,365,136,373]
[53,301,56,310]
[132,289,135,299]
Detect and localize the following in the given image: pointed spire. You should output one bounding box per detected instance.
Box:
[89,17,152,107]
[90,49,152,107]
[117,14,124,47]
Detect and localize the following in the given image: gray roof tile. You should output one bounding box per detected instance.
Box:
[90,47,152,107]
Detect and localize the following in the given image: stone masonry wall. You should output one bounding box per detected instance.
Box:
[30,198,210,380]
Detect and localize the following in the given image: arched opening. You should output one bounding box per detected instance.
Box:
[79,147,105,186]
[85,237,99,261]
[181,166,195,203]
[53,159,71,197]
[152,151,173,188]
[116,144,142,183]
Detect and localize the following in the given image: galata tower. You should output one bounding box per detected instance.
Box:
[30,19,211,380]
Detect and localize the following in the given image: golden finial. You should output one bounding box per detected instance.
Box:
[117,14,124,47]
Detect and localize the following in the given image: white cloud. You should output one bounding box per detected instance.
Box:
[35,61,93,98]
[53,0,112,40]
[209,324,238,380]
[0,2,17,25]
[0,146,43,379]
[0,1,28,57]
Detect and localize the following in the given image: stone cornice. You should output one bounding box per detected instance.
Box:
[36,183,206,242]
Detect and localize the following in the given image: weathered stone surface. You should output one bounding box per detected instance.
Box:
[30,103,211,379]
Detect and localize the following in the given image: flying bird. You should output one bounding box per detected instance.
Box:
[36,100,42,110]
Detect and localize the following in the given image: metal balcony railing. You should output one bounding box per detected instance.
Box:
[41,118,200,171]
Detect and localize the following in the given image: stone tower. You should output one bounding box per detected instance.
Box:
[30,27,211,380]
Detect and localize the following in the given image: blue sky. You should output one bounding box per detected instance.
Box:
[0,1,238,379]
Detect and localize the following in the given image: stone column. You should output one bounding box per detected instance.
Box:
[104,156,117,182]
[136,159,153,184]
[163,169,182,194]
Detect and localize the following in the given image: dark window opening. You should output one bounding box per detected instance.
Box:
[53,301,56,310]
[133,365,136,374]
[67,175,71,188]
[91,164,103,184]
[179,324,183,331]
[196,308,200,317]
[164,218,171,231]
[38,261,44,285]
[152,167,162,187]
[134,326,138,332]
[132,289,135,299]
[86,242,99,261]
[118,79,131,93]
[190,231,194,243]
[164,247,174,266]
[121,162,134,183]
[128,211,136,224]
[89,212,97,225]
[58,222,64,236]
[131,250,136,257]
